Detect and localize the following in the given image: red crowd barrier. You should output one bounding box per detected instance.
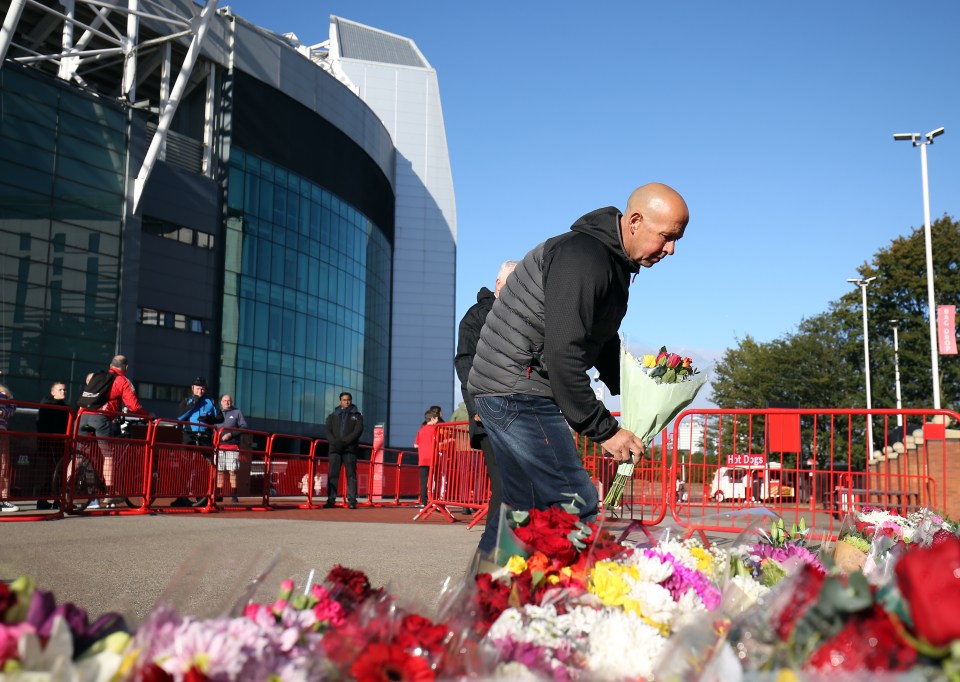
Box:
[578,414,671,525]
[3,401,957,542]
[359,444,420,508]
[667,408,960,540]
[265,433,315,509]
[416,421,490,524]
[0,400,74,521]
[213,427,271,510]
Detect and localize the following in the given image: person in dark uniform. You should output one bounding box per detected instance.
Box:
[324,392,363,509]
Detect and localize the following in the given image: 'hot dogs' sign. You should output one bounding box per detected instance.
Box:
[726,453,766,467]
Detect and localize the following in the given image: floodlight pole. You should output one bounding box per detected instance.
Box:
[893,127,944,409]
[890,320,903,429]
[849,276,877,457]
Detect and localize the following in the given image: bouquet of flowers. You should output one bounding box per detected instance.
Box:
[463,504,734,680]
[706,531,960,680]
[128,565,455,681]
[603,346,708,507]
[832,507,956,584]
[0,576,131,681]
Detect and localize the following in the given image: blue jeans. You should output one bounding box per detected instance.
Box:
[475,394,598,526]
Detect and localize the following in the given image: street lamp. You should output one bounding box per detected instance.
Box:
[890,320,903,430]
[893,127,944,409]
[849,276,877,457]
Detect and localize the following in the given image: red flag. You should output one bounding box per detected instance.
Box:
[938,305,957,355]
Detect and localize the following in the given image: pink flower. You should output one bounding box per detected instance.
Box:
[0,623,35,665]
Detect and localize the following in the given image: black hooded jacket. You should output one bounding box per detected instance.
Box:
[467,207,639,442]
[454,286,496,443]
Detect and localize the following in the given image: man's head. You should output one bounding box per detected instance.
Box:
[221,394,234,409]
[191,377,207,398]
[50,382,66,399]
[110,355,129,372]
[494,260,518,297]
[619,183,689,268]
[339,392,352,409]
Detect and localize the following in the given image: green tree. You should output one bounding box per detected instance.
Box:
[451,402,468,422]
[853,215,960,414]
[713,215,959,414]
[709,215,960,467]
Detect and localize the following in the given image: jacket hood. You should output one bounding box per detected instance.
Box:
[569,206,640,274]
[476,286,495,304]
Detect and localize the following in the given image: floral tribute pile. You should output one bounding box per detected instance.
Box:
[2,504,960,681]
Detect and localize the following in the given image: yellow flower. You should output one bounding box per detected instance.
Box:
[691,547,714,575]
[775,670,800,682]
[642,354,657,368]
[588,561,637,607]
[505,555,527,574]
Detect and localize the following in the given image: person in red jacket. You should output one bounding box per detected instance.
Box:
[77,355,147,505]
[414,406,442,508]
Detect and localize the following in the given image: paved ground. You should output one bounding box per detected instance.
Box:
[0,505,490,624]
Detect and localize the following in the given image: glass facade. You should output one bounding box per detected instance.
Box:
[0,67,127,400]
[222,148,391,433]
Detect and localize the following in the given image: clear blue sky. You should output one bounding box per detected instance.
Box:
[226,1,960,408]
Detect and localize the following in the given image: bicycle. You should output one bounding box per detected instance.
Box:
[52,417,147,513]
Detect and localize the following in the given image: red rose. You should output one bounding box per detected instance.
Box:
[472,574,511,635]
[396,614,449,655]
[184,667,211,682]
[539,506,579,533]
[137,663,175,682]
[533,534,577,565]
[0,584,14,620]
[895,536,960,646]
[349,642,435,682]
[806,604,916,671]
[771,564,825,639]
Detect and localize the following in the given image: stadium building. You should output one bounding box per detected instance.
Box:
[0,0,456,447]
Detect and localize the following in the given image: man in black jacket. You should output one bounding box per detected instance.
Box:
[468,183,689,522]
[455,260,517,559]
[324,392,363,509]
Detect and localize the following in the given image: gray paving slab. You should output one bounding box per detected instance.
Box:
[0,514,482,625]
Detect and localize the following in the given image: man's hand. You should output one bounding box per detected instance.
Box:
[600,429,646,464]
[473,414,482,424]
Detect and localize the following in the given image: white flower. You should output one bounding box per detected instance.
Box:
[627,554,674,584]
[492,661,547,680]
[6,616,127,682]
[722,576,770,618]
[586,610,666,681]
[626,582,677,627]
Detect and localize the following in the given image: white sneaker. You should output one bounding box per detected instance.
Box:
[87,499,101,510]
[1,501,18,512]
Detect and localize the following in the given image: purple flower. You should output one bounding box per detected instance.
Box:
[751,542,825,574]
[24,589,127,656]
[642,549,722,610]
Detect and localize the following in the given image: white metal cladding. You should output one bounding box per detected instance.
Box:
[333,18,427,68]
[330,16,456,446]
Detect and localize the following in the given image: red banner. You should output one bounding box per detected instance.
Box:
[938,305,957,355]
[370,424,385,497]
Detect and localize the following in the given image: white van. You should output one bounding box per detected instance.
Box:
[708,463,793,502]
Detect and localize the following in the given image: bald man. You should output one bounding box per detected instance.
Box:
[467,183,689,534]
